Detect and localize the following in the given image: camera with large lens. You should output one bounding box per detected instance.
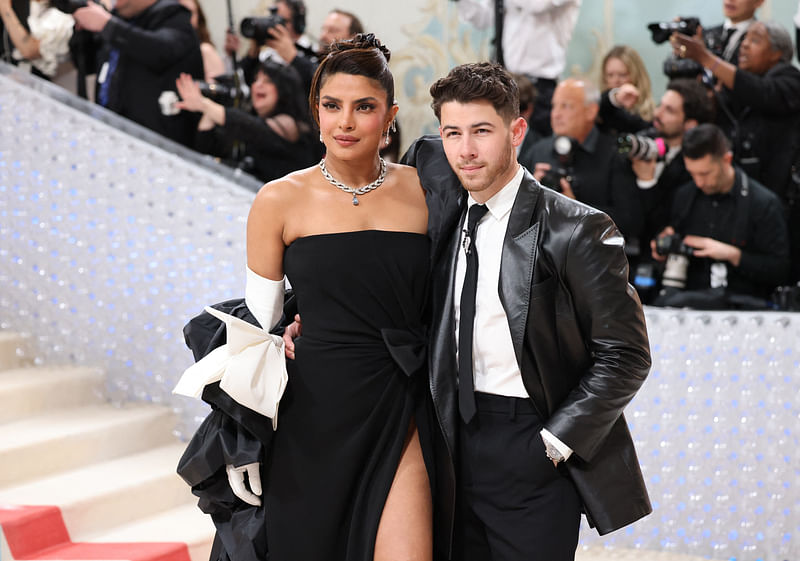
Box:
[618,131,667,161]
[539,135,575,193]
[197,80,238,106]
[656,233,695,290]
[240,7,286,44]
[647,17,700,44]
[50,0,87,13]
[648,17,704,79]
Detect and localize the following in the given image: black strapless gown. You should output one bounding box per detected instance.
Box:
[265,230,431,560]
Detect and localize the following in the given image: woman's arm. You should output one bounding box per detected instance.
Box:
[175,72,225,131]
[0,0,40,59]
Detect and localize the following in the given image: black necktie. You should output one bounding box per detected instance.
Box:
[458,204,489,424]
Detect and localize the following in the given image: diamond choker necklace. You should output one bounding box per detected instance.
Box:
[319,157,387,206]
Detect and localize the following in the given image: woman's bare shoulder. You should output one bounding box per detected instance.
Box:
[252,165,318,208]
[387,162,425,193]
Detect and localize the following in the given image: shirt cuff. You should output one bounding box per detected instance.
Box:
[541,428,573,461]
[795,6,800,28]
[636,177,658,189]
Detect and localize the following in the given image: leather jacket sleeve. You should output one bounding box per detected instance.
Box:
[544,211,651,461]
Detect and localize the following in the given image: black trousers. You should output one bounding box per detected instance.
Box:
[456,392,581,561]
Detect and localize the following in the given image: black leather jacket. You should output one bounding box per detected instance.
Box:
[404,136,652,558]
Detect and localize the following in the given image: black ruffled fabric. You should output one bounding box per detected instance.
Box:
[177,297,294,561]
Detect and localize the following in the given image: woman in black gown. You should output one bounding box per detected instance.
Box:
[245,34,433,560]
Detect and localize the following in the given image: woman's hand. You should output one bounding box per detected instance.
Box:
[671,29,709,64]
[175,72,207,113]
[0,0,12,12]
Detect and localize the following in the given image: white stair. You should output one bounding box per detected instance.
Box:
[0,331,214,561]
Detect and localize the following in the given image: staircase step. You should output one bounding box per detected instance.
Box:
[0,444,193,538]
[0,332,32,371]
[82,504,215,561]
[0,366,104,422]
[0,405,176,487]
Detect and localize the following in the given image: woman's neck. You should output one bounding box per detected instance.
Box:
[321,153,383,188]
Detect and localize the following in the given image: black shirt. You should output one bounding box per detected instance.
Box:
[670,169,790,298]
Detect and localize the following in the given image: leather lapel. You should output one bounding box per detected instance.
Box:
[499,172,541,365]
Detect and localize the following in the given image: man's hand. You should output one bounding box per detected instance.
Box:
[224,29,240,57]
[683,235,742,266]
[559,177,576,199]
[631,158,657,182]
[72,1,111,32]
[282,314,302,360]
[226,462,262,506]
[265,24,297,64]
[532,162,550,182]
[650,226,676,262]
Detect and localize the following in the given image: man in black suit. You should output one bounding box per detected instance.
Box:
[625,79,714,260]
[405,62,652,560]
[71,0,203,147]
[703,0,763,65]
[523,78,643,249]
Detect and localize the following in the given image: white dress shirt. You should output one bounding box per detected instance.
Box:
[721,18,754,61]
[454,165,573,461]
[458,0,581,79]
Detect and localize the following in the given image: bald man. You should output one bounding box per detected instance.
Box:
[523,78,644,247]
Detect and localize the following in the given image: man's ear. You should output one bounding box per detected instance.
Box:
[723,151,734,166]
[684,119,698,132]
[510,116,527,147]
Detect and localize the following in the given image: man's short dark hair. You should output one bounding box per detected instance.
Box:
[331,8,364,36]
[666,78,714,124]
[430,62,519,124]
[682,123,731,160]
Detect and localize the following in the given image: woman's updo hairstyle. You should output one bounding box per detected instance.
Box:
[308,33,394,126]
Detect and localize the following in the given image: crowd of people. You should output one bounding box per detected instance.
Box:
[3,0,800,309]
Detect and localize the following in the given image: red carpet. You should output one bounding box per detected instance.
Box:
[0,505,190,561]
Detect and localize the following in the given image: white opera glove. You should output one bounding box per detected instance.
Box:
[173,269,289,428]
[226,462,263,506]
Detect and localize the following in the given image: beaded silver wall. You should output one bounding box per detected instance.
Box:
[1,67,798,560]
[0,66,256,439]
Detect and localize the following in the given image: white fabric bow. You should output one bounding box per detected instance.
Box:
[173,306,288,430]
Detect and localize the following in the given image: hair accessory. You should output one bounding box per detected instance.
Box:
[319,157,387,206]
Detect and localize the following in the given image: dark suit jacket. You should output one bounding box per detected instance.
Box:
[404,136,652,557]
[717,62,800,203]
[85,0,204,147]
[524,127,644,243]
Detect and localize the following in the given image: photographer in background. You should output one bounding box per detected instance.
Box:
[524,78,643,248]
[650,124,789,309]
[0,0,75,89]
[624,79,714,254]
[318,8,363,54]
[228,0,315,96]
[597,45,655,135]
[175,60,318,183]
[673,20,800,281]
[71,0,203,147]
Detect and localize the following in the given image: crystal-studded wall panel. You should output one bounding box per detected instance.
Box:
[0,69,256,438]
